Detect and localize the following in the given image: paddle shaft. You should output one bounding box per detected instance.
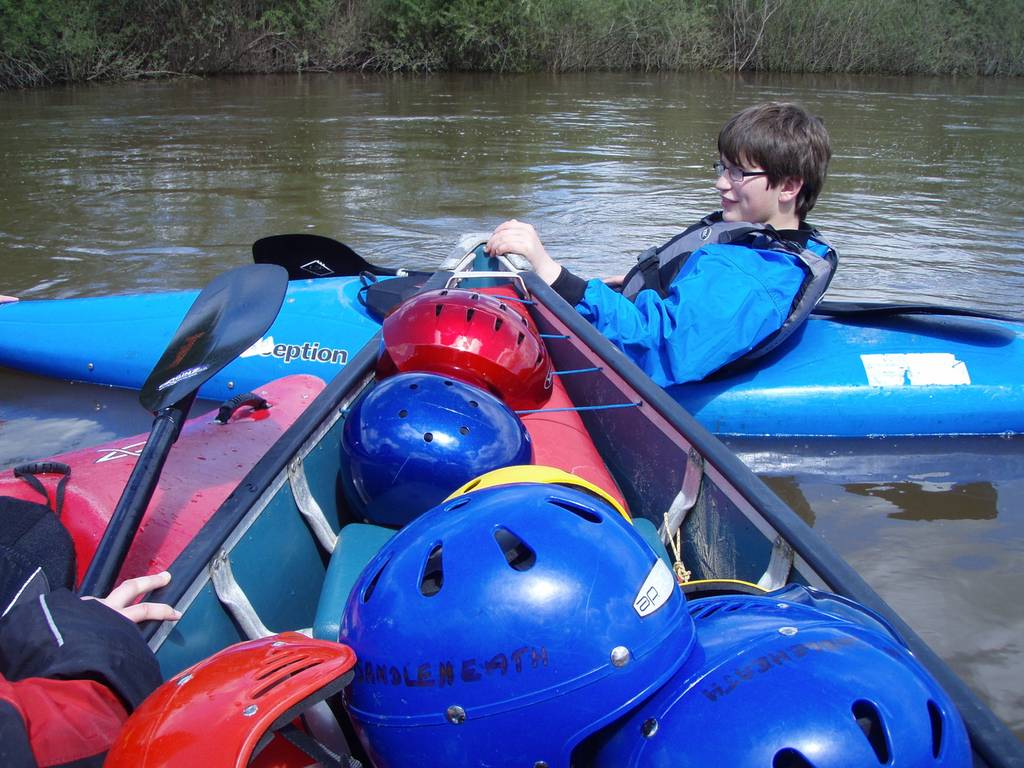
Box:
[79,394,195,597]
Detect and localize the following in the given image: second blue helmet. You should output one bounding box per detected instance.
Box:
[339,372,533,526]
[587,591,971,767]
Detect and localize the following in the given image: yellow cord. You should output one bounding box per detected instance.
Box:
[664,512,691,585]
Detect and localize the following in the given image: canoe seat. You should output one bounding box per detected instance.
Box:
[313,523,395,641]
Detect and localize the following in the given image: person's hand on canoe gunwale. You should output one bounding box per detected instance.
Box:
[486,219,562,285]
[84,570,181,624]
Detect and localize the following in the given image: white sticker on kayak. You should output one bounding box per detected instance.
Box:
[860,353,971,387]
[240,335,349,366]
[95,440,147,464]
[241,335,276,358]
[633,559,675,618]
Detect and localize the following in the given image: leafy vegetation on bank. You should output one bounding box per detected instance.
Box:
[2,0,1022,88]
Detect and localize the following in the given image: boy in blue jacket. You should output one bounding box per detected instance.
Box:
[486,101,837,386]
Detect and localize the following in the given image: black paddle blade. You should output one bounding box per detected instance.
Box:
[253,233,399,278]
[813,300,1020,323]
[140,264,288,413]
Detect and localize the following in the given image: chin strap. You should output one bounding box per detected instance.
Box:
[279,723,363,768]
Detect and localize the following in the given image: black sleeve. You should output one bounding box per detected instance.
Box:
[549,267,589,307]
[0,589,162,711]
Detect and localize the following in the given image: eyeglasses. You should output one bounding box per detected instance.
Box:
[713,161,769,183]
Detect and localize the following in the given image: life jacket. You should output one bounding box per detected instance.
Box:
[620,212,838,369]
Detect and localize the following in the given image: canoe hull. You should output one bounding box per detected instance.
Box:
[122,268,1019,765]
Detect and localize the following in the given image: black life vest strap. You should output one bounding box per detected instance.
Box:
[632,247,662,295]
[13,462,71,519]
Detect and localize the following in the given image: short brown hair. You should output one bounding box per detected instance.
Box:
[718,102,831,219]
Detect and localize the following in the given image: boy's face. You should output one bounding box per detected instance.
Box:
[715,156,802,229]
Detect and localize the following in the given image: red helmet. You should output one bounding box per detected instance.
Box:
[376,288,553,410]
[105,633,356,767]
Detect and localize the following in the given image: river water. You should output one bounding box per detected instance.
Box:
[1,72,1022,737]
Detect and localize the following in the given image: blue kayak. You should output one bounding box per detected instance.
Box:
[0,276,381,403]
[669,311,1024,436]
[1,276,1022,437]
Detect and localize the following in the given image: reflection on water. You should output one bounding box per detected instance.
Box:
[1,72,1023,738]
[847,480,998,521]
[761,459,1024,736]
[0,370,216,468]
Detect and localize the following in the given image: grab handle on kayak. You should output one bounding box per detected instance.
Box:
[444,271,528,296]
[214,392,270,424]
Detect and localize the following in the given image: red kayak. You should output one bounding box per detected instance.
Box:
[0,375,325,586]
[478,284,629,513]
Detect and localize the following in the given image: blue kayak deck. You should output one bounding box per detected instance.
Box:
[0,277,381,402]
[668,313,1024,437]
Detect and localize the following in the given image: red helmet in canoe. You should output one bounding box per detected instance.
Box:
[376,288,553,410]
[105,633,356,767]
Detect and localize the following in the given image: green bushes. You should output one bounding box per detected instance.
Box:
[2,0,1022,88]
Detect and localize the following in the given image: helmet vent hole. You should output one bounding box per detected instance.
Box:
[927,700,943,757]
[466,308,475,322]
[362,558,390,603]
[494,317,503,331]
[549,499,602,524]
[494,527,536,571]
[434,304,443,317]
[691,599,731,620]
[459,426,470,435]
[555,482,617,514]
[423,432,434,443]
[462,479,481,492]
[468,400,479,408]
[773,749,813,768]
[517,332,526,345]
[398,409,408,418]
[852,700,890,763]
[409,383,419,390]
[444,380,454,386]
[420,543,444,596]
[252,660,320,699]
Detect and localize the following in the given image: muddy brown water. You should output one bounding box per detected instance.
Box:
[1,71,1022,736]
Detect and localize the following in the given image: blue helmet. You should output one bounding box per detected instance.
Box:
[339,483,697,768]
[588,593,971,767]
[339,372,532,526]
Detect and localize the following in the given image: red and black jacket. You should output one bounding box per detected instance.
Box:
[0,589,162,767]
